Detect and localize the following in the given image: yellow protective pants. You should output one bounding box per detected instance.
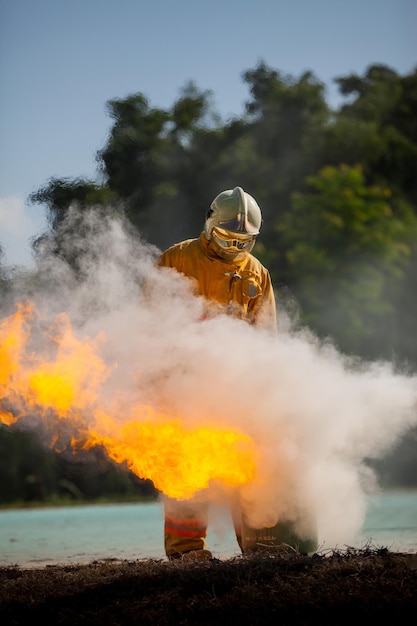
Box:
[163,494,243,558]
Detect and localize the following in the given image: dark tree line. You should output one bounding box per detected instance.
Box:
[1,61,417,502]
[0,427,157,505]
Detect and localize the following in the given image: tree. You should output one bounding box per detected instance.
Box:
[331,64,417,204]
[28,178,118,272]
[96,83,221,247]
[97,94,169,211]
[277,164,417,357]
[0,245,10,300]
[241,61,330,221]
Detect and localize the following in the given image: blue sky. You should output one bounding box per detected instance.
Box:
[0,0,416,266]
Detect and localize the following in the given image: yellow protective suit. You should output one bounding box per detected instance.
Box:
[158,232,277,332]
[157,232,277,559]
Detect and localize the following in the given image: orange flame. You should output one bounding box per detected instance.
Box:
[0,302,33,425]
[83,405,256,499]
[0,303,257,498]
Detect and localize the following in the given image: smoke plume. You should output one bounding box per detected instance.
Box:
[2,206,417,550]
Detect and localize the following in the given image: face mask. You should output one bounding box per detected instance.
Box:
[211,226,255,251]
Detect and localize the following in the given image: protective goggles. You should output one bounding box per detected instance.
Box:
[212,226,255,251]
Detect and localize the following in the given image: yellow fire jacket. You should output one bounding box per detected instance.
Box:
[158,232,277,333]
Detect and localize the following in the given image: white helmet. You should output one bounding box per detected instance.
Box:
[204,187,262,261]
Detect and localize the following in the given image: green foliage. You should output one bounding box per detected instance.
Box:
[277,164,417,354]
[98,94,170,204]
[0,426,58,502]
[29,177,116,231]
[332,65,417,202]
[28,177,120,273]
[241,62,329,218]
[0,245,9,296]
[0,425,157,506]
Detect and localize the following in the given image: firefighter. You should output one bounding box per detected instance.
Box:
[157,187,277,561]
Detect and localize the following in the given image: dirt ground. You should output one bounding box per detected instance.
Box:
[1,547,416,625]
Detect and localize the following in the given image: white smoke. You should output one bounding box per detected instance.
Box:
[3,206,417,550]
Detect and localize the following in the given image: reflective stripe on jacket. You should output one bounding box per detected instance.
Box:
[157,232,277,333]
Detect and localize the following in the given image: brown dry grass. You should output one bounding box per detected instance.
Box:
[1,547,416,625]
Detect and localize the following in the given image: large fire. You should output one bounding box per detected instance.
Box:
[0,303,257,498]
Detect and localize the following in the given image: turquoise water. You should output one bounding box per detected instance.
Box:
[0,491,416,568]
